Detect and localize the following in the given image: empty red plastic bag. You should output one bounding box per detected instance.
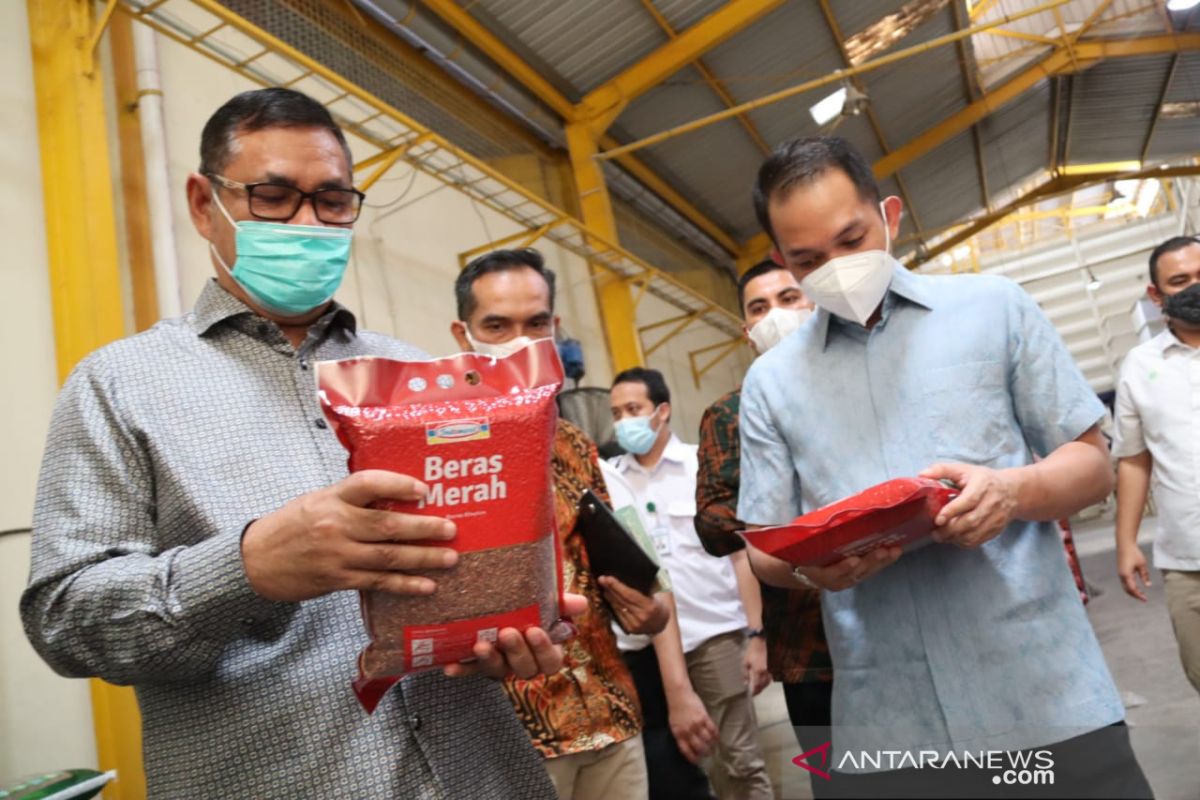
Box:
[741,477,958,568]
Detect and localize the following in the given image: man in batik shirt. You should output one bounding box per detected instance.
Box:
[450,248,669,799]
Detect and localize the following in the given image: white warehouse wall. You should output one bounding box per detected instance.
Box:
[970,207,1192,393]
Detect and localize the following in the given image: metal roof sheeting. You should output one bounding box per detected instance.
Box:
[613,65,768,236]
[835,0,922,45]
[977,80,1053,201]
[607,0,969,244]
[970,0,1162,90]
[1149,53,1200,160]
[698,0,847,106]
[1068,54,1175,164]
[347,0,1200,388]
[469,0,670,95]
[859,5,970,146]
[654,0,730,33]
[380,0,1199,257]
[902,129,983,233]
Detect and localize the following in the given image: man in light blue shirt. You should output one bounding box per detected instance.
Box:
[737,137,1151,799]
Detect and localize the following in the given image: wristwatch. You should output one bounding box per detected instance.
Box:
[746,627,765,639]
[791,565,819,590]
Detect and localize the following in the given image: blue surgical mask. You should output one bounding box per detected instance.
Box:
[210,191,352,317]
[615,409,661,455]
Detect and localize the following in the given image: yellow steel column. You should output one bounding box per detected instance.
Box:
[566,120,644,371]
[26,1,144,798]
[29,0,127,375]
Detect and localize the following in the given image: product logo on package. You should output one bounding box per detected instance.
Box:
[426,418,491,445]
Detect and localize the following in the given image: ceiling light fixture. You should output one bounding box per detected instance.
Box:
[810,88,848,126]
[809,85,869,127]
[1085,268,1103,291]
[841,85,869,117]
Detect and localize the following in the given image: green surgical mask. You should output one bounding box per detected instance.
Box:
[210,191,352,316]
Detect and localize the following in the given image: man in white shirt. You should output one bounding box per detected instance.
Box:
[1115,234,1200,694]
[600,458,718,800]
[609,368,773,800]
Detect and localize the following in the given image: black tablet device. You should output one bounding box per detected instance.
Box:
[575,488,660,598]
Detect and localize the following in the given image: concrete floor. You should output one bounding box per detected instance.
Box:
[749,515,1200,800]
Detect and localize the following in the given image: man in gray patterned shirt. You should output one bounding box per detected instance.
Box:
[22,88,577,799]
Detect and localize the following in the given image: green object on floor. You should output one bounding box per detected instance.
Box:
[0,769,116,800]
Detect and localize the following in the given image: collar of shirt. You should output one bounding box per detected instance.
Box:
[817,261,935,350]
[187,279,357,345]
[614,433,688,475]
[1157,326,1198,355]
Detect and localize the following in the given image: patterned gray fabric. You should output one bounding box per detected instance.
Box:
[22,280,555,799]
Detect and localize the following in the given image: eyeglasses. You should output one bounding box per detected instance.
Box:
[206,173,365,224]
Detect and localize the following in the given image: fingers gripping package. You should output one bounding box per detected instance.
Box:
[317,339,567,711]
[741,477,959,568]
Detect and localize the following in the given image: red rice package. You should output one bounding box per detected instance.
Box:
[741,477,959,568]
[316,339,566,712]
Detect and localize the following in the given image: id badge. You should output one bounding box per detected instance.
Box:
[651,524,671,557]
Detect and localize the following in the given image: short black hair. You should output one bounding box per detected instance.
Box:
[199,88,352,176]
[737,259,791,317]
[455,248,556,321]
[611,367,670,407]
[1148,235,1200,288]
[753,136,881,243]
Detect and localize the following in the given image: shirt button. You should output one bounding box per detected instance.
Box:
[315,418,328,429]
[239,618,255,627]
[299,358,309,370]
[409,714,422,730]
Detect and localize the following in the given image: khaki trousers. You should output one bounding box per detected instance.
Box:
[1163,569,1200,694]
[543,734,649,800]
[686,631,773,800]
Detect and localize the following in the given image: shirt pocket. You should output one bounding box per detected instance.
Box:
[922,360,1013,465]
[667,500,705,549]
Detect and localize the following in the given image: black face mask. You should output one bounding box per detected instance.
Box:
[1163,283,1200,325]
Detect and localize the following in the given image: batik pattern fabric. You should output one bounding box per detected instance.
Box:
[503,419,643,758]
